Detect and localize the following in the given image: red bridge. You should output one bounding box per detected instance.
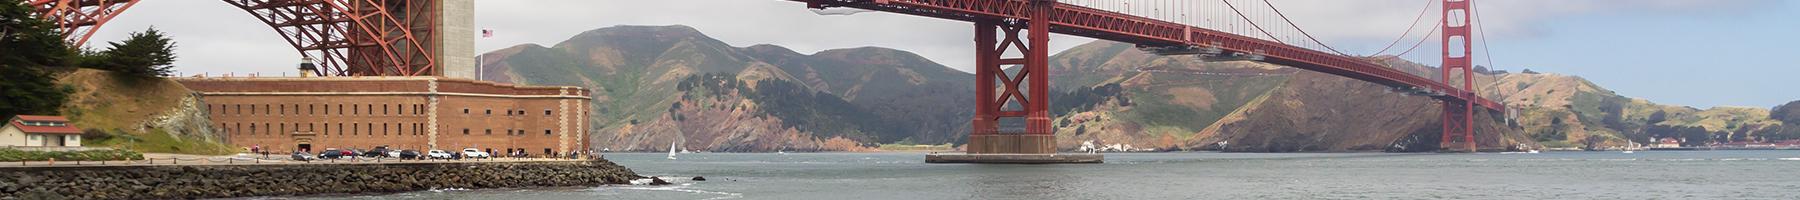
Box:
[23,0,1506,154]
[792,0,1505,154]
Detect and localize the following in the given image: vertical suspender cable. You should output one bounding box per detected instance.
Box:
[1472,0,1496,71]
[1260,0,1349,55]
[1222,0,1282,44]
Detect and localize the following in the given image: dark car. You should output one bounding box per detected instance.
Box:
[398,150,421,159]
[364,147,389,157]
[317,148,344,159]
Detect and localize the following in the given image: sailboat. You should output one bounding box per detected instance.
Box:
[666,140,679,160]
[1623,139,1636,154]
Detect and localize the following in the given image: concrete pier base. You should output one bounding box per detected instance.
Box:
[925,153,1103,164]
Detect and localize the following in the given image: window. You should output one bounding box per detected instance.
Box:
[382,123,388,135]
[383,104,389,115]
[485,109,492,115]
[264,104,270,115]
[236,104,242,115]
[463,108,470,114]
[337,123,344,135]
[545,110,552,116]
[545,130,552,135]
[279,104,285,115]
[485,129,492,135]
[463,128,470,135]
[309,104,315,115]
[353,123,359,135]
[338,104,344,115]
[250,123,257,134]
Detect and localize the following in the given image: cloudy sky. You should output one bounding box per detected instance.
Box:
[87,0,1797,108]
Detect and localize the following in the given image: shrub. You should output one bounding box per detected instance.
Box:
[0,148,145,162]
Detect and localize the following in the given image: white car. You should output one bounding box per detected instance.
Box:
[427,149,454,159]
[462,148,490,158]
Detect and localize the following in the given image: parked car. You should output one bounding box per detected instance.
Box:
[346,148,367,158]
[318,148,344,159]
[398,149,421,159]
[426,149,453,159]
[290,151,315,161]
[462,148,490,159]
[365,147,389,158]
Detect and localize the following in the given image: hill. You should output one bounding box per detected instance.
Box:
[480,25,973,151]
[55,69,234,154]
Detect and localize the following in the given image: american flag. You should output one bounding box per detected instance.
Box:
[482,29,493,38]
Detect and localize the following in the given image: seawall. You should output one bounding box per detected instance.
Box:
[0,160,640,199]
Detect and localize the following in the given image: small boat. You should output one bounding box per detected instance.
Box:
[1622,151,1635,154]
[1528,150,1540,154]
[666,140,679,160]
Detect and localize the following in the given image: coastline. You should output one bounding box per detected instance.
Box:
[0,159,642,199]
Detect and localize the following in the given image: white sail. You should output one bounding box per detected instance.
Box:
[666,140,678,160]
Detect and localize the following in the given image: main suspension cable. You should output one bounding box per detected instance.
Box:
[1373,0,1436,56]
[1394,18,1443,57]
[1221,0,1282,44]
[1260,0,1348,55]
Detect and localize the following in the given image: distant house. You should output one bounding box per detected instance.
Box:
[1,115,84,147]
[1650,138,1682,148]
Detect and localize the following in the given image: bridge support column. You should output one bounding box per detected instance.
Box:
[1440,0,1477,152]
[964,0,1056,155]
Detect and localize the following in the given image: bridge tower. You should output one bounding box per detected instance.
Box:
[1440,0,1477,152]
[967,0,1056,155]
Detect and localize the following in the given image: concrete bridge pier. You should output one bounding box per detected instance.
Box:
[925,0,1100,164]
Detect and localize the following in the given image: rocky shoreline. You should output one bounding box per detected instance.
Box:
[0,160,641,199]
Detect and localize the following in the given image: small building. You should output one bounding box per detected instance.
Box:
[1651,138,1682,148]
[1,115,83,147]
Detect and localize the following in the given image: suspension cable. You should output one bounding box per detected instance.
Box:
[1394,19,1443,57]
[1221,0,1282,44]
[1373,0,1436,56]
[1472,0,1496,71]
[1261,0,1348,55]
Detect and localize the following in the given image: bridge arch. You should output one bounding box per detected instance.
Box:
[25,0,443,77]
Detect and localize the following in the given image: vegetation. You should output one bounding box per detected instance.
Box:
[0,1,74,119]
[81,27,179,78]
[0,148,145,162]
[677,73,899,143]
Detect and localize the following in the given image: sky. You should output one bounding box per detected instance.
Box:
[85,0,1798,108]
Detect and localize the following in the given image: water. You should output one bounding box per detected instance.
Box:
[305,151,1800,199]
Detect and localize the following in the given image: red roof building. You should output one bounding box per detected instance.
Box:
[2,115,84,147]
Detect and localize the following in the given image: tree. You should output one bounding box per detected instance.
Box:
[0,1,73,119]
[95,27,178,78]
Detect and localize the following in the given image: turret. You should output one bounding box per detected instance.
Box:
[298,57,318,77]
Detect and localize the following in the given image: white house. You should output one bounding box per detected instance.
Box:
[1,115,83,147]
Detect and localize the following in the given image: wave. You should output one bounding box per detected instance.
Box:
[604,184,744,200]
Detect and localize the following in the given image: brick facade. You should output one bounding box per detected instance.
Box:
[176,77,590,156]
